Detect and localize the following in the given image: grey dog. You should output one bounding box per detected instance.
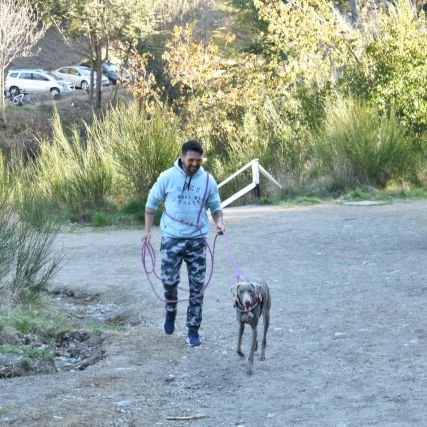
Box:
[231,280,271,375]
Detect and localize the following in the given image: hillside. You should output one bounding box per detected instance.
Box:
[10,26,87,72]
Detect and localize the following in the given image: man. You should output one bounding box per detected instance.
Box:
[143,140,225,347]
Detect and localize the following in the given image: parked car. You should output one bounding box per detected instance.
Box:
[5,69,75,96]
[79,60,131,84]
[51,66,109,91]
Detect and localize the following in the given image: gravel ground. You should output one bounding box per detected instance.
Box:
[1,201,427,426]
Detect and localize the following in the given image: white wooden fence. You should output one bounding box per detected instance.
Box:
[218,159,282,208]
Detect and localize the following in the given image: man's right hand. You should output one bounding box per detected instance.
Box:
[142,231,151,242]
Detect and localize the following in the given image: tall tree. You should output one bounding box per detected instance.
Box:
[0,0,44,127]
[38,0,150,109]
[66,0,150,109]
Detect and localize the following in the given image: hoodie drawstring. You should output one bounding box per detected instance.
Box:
[181,174,194,193]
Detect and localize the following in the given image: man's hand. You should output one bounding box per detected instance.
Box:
[215,221,225,235]
[212,210,225,235]
[142,231,151,242]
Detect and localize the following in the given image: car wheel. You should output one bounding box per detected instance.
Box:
[50,88,60,98]
[81,81,89,91]
[9,86,20,96]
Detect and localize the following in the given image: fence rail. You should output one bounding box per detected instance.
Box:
[218,159,282,208]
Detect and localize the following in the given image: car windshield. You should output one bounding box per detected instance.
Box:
[78,68,91,75]
[47,72,61,80]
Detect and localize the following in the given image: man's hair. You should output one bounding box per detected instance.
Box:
[182,140,203,155]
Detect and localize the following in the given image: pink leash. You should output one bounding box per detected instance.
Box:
[141,235,218,303]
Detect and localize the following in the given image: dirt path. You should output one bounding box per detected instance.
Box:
[1,201,427,426]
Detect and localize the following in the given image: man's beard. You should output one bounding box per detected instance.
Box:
[186,164,200,174]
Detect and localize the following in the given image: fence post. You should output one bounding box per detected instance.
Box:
[252,159,260,199]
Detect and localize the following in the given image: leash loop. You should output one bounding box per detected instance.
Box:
[141,236,217,303]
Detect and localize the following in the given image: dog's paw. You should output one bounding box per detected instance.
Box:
[246,366,253,375]
[237,350,245,358]
[260,355,266,361]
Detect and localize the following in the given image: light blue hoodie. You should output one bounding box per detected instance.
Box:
[146,159,223,238]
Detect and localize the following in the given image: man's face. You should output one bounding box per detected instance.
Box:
[181,150,203,175]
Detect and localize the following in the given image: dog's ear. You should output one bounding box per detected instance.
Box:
[254,283,263,299]
[230,283,240,297]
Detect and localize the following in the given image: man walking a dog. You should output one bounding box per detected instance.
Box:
[143,140,225,347]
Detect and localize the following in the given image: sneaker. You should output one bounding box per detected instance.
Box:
[186,328,201,347]
[164,311,176,335]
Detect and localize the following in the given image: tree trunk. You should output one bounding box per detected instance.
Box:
[349,0,359,24]
[95,40,102,110]
[0,67,7,128]
[89,35,95,102]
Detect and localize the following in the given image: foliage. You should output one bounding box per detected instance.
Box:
[41,0,151,108]
[0,193,62,304]
[253,0,361,85]
[0,344,53,360]
[32,110,115,219]
[162,24,316,191]
[344,0,427,134]
[102,104,180,198]
[314,96,413,190]
[23,104,180,215]
[90,211,113,227]
[124,52,161,109]
[66,0,151,52]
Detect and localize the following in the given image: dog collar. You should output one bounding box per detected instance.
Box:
[234,300,259,318]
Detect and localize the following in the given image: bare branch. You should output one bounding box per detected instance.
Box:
[0,0,45,126]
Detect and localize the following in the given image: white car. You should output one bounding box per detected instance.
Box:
[52,66,109,91]
[5,69,74,96]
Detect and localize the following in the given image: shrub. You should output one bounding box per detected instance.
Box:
[90,211,112,227]
[106,104,180,198]
[314,97,413,190]
[33,111,115,219]
[8,217,62,304]
[0,194,62,305]
[344,0,427,135]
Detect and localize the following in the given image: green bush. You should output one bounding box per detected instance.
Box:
[342,1,427,134]
[204,97,313,202]
[33,111,115,219]
[0,197,62,305]
[121,199,146,215]
[314,97,413,190]
[90,211,113,227]
[105,104,180,198]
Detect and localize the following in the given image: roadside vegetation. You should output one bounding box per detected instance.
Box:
[0,0,427,373]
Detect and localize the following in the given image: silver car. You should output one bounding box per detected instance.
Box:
[51,66,109,91]
[5,69,74,96]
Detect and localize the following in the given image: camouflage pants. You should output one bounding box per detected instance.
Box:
[160,237,206,329]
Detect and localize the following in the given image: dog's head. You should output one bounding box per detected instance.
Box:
[230,281,262,309]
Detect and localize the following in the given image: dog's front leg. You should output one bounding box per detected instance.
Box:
[260,311,269,361]
[237,322,245,358]
[247,325,257,375]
